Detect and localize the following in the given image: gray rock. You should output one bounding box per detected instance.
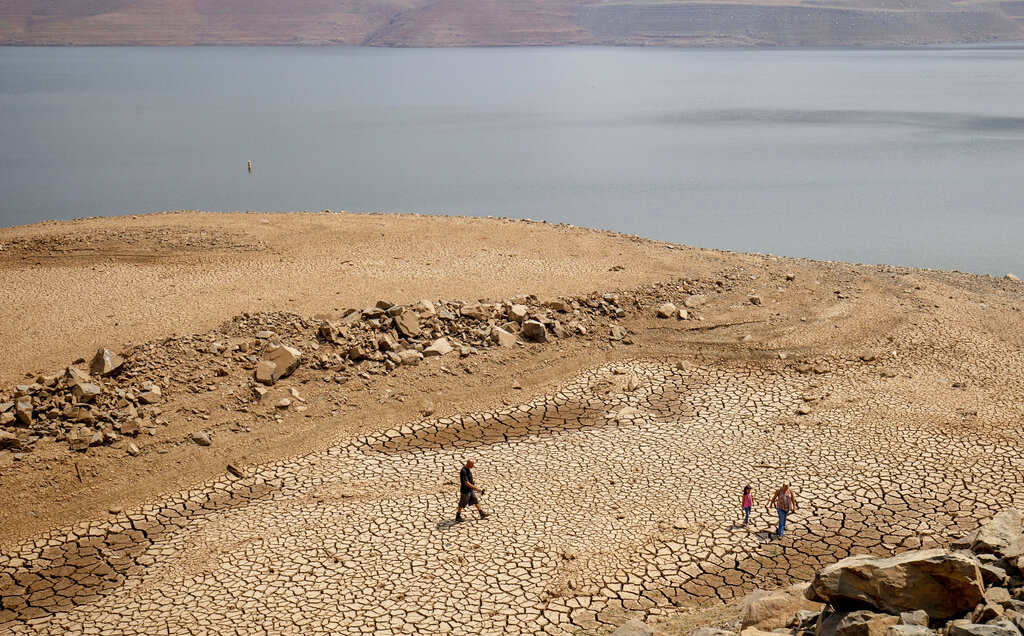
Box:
[657,303,678,318]
[610,325,628,341]
[521,320,548,343]
[393,309,421,338]
[190,431,212,446]
[90,348,125,376]
[979,562,1010,586]
[690,629,736,636]
[806,549,984,619]
[684,294,708,308]
[885,626,935,636]
[832,610,900,636]
[947,621,1021,636]
[900,611,930,627]
[398,350,423,366]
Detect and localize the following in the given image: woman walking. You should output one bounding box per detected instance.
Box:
[741,485,754,527]
[768,483,798,538]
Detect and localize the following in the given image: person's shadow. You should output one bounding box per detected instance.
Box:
[435,520,461,531]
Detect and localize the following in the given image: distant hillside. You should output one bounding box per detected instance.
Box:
[1,0,1023,46]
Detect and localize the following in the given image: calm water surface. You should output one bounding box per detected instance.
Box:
[1,46,1023,275]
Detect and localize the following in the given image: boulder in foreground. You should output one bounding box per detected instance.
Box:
[805,548,983,619]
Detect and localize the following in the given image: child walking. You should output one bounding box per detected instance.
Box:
[742,485,754,527]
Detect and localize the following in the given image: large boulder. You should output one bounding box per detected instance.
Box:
[806,549,984,619]
[90,348,125,376]
[741,584,822,631]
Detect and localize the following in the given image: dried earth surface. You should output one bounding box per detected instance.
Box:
[1,211,1024,634]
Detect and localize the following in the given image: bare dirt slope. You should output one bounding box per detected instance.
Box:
[1,0,1022,46]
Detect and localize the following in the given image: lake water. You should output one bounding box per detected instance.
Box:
[1,46,1023,275]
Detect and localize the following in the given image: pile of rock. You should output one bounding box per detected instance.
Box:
[0,348,162,453]
[0,279,722,455]
[684,509,1024,636]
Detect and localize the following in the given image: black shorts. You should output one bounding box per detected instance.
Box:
[459,491,479,508]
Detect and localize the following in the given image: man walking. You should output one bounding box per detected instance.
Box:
[456,459,489,522]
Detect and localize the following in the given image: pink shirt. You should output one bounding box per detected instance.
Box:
[743,493,753,508]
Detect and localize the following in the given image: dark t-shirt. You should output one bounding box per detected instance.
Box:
[460,466,474,494]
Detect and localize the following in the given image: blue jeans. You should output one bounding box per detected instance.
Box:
[776,508,788,537]
[743,507,751,526]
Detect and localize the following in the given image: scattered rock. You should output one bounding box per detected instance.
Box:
[277,398,291,409]
[749,295,762,305]
[684,294,708,308]
[190,431,212,446]
[1006,274,1021,282]
[126,442,141,456]
[656,303,678,318]
[958,509,1024,558]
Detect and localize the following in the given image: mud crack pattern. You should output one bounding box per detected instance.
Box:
[2,358,1020,634]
